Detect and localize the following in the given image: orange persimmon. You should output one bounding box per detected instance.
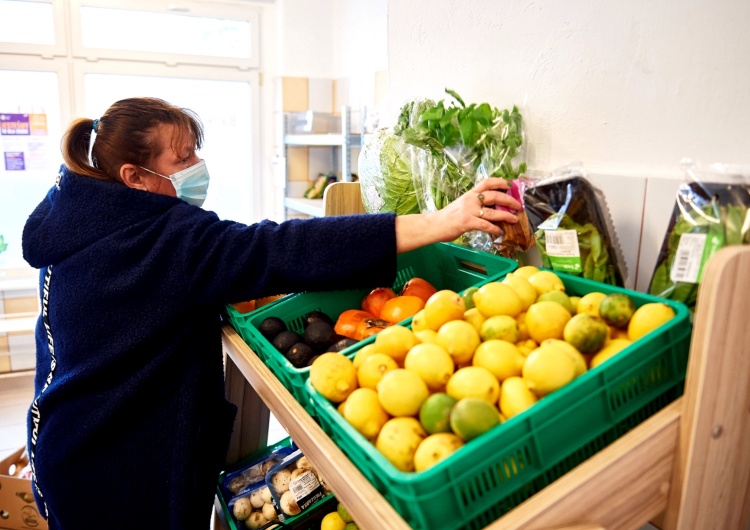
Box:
[231,300,256,313]
[379,295,426,324]
[400,278,438,302]
[361,287,397,318]
[334,309,376,340]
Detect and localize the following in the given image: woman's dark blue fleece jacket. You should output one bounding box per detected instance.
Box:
[22,166,397,530]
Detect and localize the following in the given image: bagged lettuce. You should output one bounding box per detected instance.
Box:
[525,167,628,286]
[648,160,750,310]
[358,127,420,215]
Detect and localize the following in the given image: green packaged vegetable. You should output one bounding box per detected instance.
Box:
[525,168,628,286]
[648,160,750,310]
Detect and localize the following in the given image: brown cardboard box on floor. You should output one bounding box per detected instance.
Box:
[0,447,47,530]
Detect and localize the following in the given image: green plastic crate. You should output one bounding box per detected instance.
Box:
[305,272,692,530]
[225,242,517,410]
[216,437,338,530]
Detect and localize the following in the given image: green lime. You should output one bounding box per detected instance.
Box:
[536,290,575,314]
[460,286,478,310]
[337,502,354,523]
[599,293,635,328]
[563,313,608,354]
[344,524,359,530]
[449,397,500,441]
[418,392,457,434]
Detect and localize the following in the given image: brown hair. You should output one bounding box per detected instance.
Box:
[61,97,204,183]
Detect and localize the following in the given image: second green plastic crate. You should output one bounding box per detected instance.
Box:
[306,272,692,530]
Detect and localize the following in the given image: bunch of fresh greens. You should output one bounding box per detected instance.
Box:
[0,235,6,254]
[395,89,526,211]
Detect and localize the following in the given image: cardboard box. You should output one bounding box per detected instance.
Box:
[0,447,47,530]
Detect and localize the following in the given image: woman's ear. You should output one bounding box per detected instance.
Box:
[120,164,148,190]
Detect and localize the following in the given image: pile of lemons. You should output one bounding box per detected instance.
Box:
[309,266,676,474]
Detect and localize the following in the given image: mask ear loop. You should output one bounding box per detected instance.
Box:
[88,118,99,167]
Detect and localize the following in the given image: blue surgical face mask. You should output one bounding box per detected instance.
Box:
[138,160,210,207]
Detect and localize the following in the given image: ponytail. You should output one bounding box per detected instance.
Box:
[61,118,108,180]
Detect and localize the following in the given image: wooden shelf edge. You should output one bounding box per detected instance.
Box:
[488,399,682,530]
[221,325,411,530]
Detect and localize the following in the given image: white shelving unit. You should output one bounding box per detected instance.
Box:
[282,106,361,218]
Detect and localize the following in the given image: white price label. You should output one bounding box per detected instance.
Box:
[670,233,706,284]
[544,230,580,257]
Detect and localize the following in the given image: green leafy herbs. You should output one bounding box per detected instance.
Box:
[0,234,6,254]
[395,89,526,211]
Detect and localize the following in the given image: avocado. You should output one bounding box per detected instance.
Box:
[303,321,337,353]
[303,310,334,328]
[285,342,315,368]
[259,316,287,341]
[327,337,358,353]
[272,330,302,354]
[306,354,321,367]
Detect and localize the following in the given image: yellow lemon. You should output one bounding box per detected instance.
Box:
[628,303,676,341]
[525,300,572,343]
[436,319,481,365]
[375,417,427,472]
[522,345,577,396]
[527,270,565,296]
[576,292,607,318]
[357,352,398,389]
[599,293,636,328]
[320,512,347,530]
[411,309,429,333]
[414,328,440,345]
[446,366,500,405]
[540,339,587,377]
[479,315,520,343]
[404,342,455,391]
[501,273,537,311]
[423,290,466,331]
[463,307,486,333]
[374,325,418,365]
[513,265,540,281]
[472,340,525,382]
[353,343,380,369]
[499,376,538,418]
[413,432,464,472]
[516,311,529,341]
[343,387,390,440]
[310,352,358,403]
[377,368,429,417]
[472,282,523,318]
[515,338,538,357]
[590,338,632,368]
[569,296,581,314]
[536,290,575,314]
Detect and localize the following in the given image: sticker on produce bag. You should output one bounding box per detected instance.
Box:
[544,229,583,273]
[670,232,724,284]
[289,470,325,512]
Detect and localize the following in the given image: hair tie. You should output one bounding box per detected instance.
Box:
[92,118,99,133]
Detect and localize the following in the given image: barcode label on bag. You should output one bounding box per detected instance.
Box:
[544,230,582,273]
[670,233,706,283]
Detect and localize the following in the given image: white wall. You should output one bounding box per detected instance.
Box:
[385,0,750,177]
[382,0,750,291]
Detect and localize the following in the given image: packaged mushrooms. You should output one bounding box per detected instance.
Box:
[266,450,329,521]
[221,444,296,500]
[227,483,280,529]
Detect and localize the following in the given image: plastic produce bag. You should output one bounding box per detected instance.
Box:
[524,166,628,286]
[358,127,420,215]
[648,160,750,310]
[395,89,533,257]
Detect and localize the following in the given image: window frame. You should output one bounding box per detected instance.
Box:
[0,0,68,57]
[68,0,262,69]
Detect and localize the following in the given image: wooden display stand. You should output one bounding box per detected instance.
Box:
[219,182,750,530]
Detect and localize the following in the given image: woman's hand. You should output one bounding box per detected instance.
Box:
[395,178,521,253]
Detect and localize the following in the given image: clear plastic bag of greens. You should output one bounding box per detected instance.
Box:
[648,159,750,309]
[358,127,420,215]
[524,166,628,286]
[395,89,533,257]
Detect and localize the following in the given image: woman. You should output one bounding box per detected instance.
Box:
[22,97,520,529]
